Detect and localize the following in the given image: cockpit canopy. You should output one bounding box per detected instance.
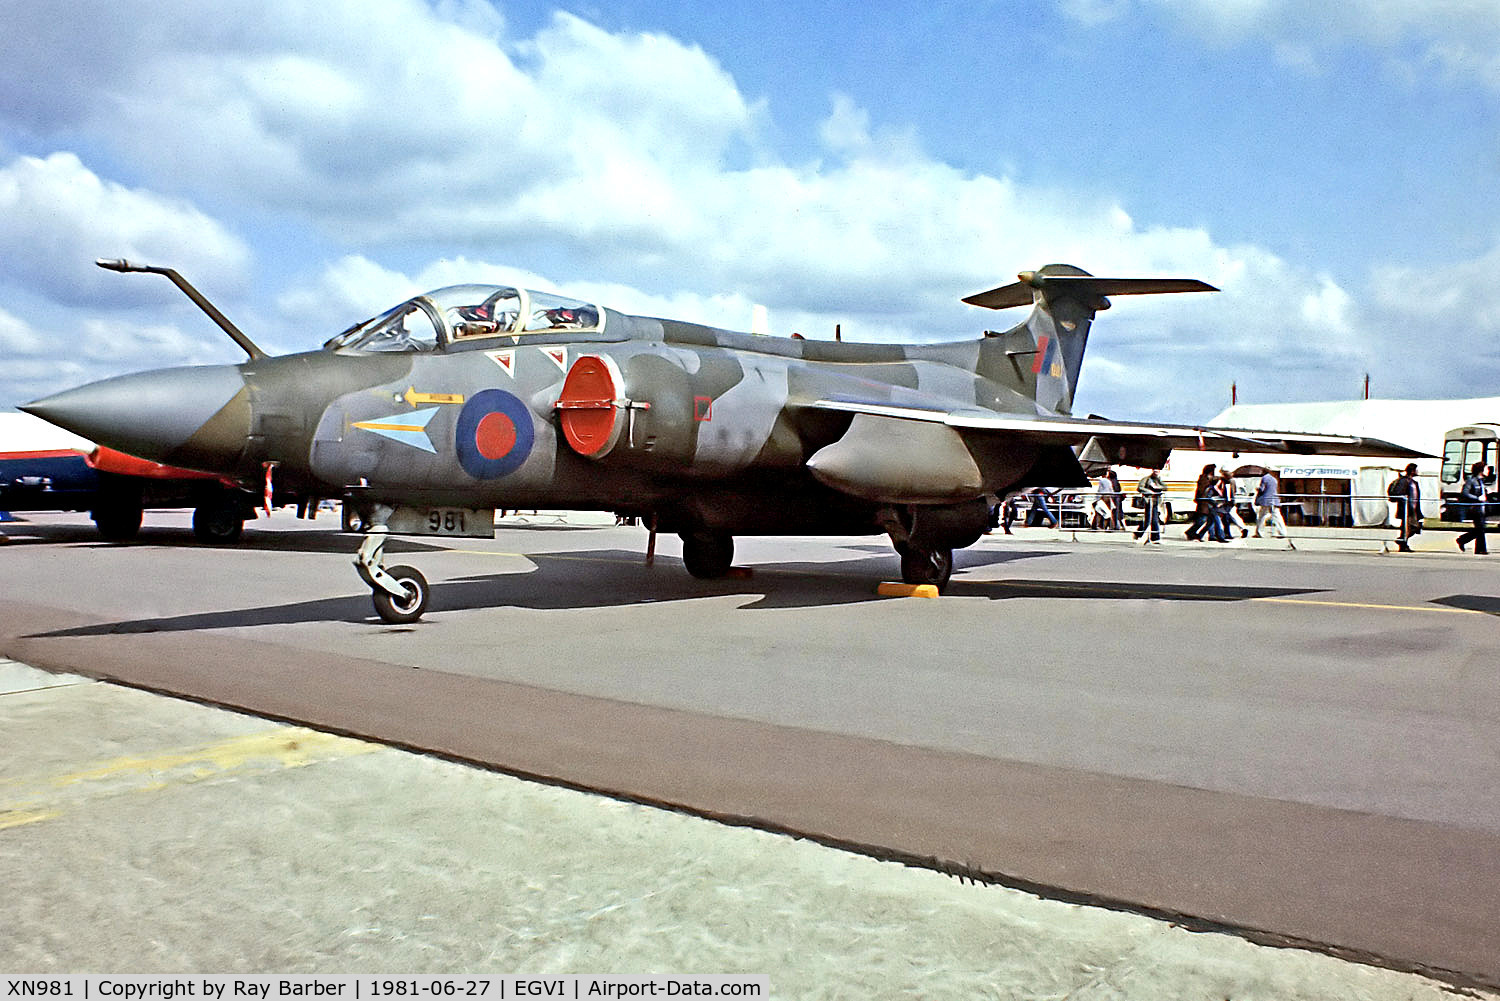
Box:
[326,284,603,353]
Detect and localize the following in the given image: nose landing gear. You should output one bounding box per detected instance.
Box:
[354,507,431,624]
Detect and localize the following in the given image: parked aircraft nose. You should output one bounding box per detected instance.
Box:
[22,363,252,472]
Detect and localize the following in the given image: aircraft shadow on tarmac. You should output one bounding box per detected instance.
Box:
[29,547,1051,636]
[27,546,1322,638]
[0,521,445,556]
[1431,594,1500,616]
[944,579,1327,603]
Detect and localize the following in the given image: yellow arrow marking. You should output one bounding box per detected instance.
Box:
[404,387,465,406]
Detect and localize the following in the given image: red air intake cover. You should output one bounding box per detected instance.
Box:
[556,355,625,457]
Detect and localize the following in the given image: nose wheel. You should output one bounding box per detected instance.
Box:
[371,564,429,624]
[354,509,432,623]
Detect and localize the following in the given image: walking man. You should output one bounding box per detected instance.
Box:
[1106,467,1124,529]
[1388,463,1422,553]
[1457,460,1489,554]
[1134,466,1165,544]
[1254,468,1292,547]
[1185,464,1216,541]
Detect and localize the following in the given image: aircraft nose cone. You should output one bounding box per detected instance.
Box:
[22,364,251,471]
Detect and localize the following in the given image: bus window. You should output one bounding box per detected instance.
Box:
[1442,439,1464,483]
[1443,431,1500,483]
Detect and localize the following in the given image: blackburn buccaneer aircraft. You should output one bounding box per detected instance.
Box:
[23,260,1422,622]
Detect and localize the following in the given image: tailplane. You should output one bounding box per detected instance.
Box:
[968,265,1216,414]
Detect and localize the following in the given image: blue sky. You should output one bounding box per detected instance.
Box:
[2,0,1499,422]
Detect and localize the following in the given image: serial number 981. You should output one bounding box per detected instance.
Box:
[386,505,495,539]
[428,509,467,534]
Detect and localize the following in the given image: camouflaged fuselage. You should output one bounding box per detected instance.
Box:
[204,308,1070,535]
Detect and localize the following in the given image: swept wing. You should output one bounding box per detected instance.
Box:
[807,397,1429,458]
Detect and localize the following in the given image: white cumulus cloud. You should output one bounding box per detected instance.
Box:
[0,305,45,355]
[0,152,250,307]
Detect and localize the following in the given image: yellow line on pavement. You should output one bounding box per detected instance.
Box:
[444,549,640,565]
[0,728,379,831]
[0,808,60,831]
[1248,596,1487,616]
[45,728,377,787]
[996,580,1489,616]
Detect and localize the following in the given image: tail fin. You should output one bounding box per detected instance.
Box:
[968,265,1216,415]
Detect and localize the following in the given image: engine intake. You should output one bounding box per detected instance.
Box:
[556,354,633,458]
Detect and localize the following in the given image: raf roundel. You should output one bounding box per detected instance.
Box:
[454,389,535,479]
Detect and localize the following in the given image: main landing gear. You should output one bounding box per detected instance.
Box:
[680,530,735,579]
[191,495,246,544]
[92,499,143,542]
[355,507,430,624]
[896,542,954,589]
[878,502,984,592]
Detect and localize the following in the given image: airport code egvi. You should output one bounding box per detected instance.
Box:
[3,979,768,1000]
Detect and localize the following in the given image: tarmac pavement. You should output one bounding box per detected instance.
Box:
[2,660,1490,1000]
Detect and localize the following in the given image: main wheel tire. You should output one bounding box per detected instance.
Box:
[681,531,734,579]
[93,502,143,542]
[372,564,429,624]
[900,546,953,589]
[192,500,244,544]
